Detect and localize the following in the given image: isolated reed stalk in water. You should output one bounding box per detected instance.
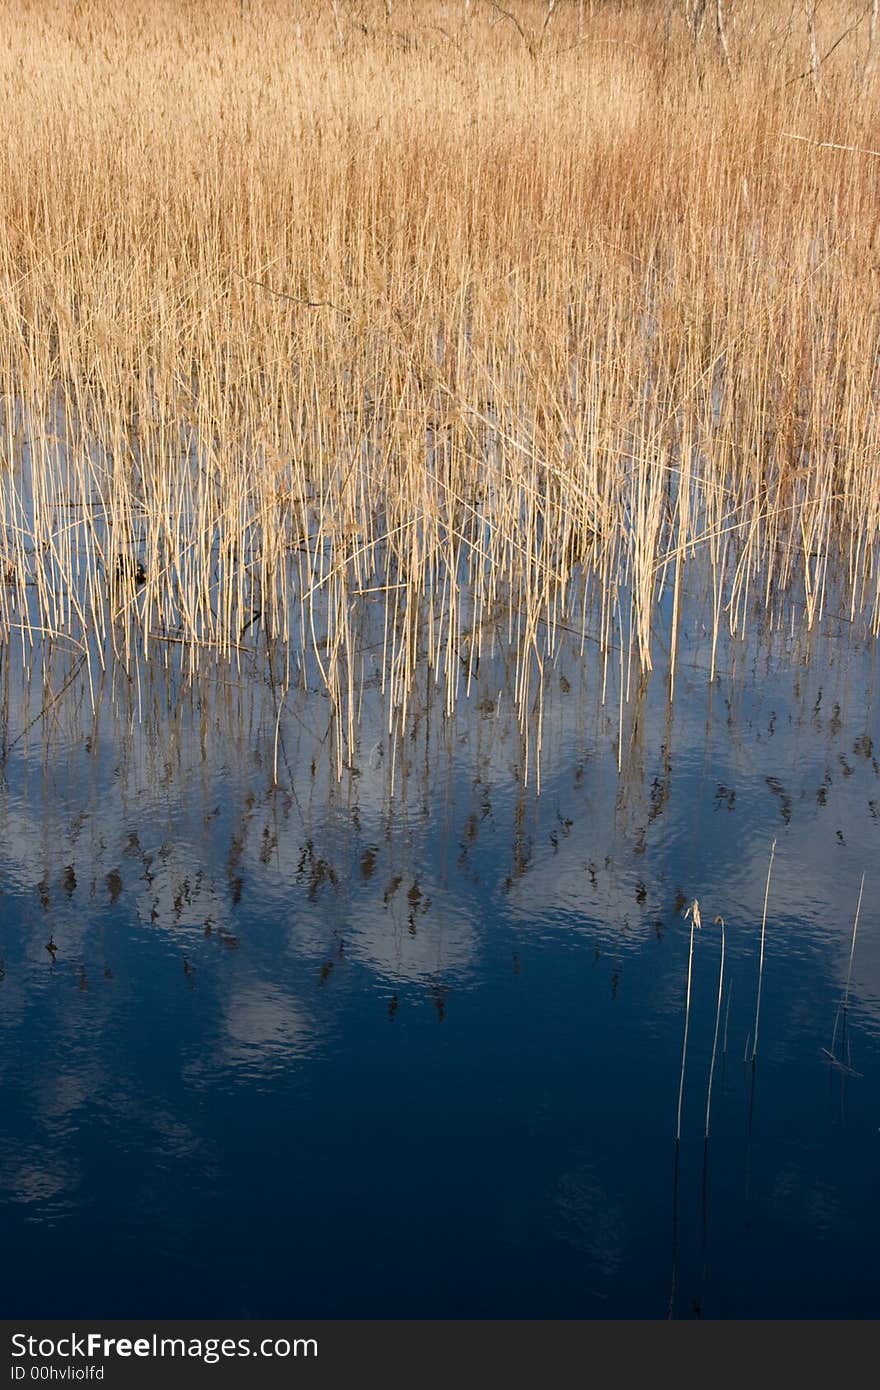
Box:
[842,872,865,1009]
[705,915,726,1139]
[722,980,733,1057]
[830,871,866,1059]
[751,840,776,1063]
[676,898,701,1143]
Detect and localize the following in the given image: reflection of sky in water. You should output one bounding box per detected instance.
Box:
[0,598,878,1317]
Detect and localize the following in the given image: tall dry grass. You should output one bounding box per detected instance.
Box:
[0,0,879,768]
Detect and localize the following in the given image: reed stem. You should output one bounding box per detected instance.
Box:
[751,840,775,1063]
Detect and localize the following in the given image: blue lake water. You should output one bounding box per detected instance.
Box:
[0,599,878,1319]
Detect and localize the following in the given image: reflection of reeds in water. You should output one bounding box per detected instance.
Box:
[0,2,878,775]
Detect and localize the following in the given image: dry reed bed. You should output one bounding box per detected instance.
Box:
[0,1,879,759]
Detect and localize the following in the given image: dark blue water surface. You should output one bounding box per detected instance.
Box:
[1,601,878,1319]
